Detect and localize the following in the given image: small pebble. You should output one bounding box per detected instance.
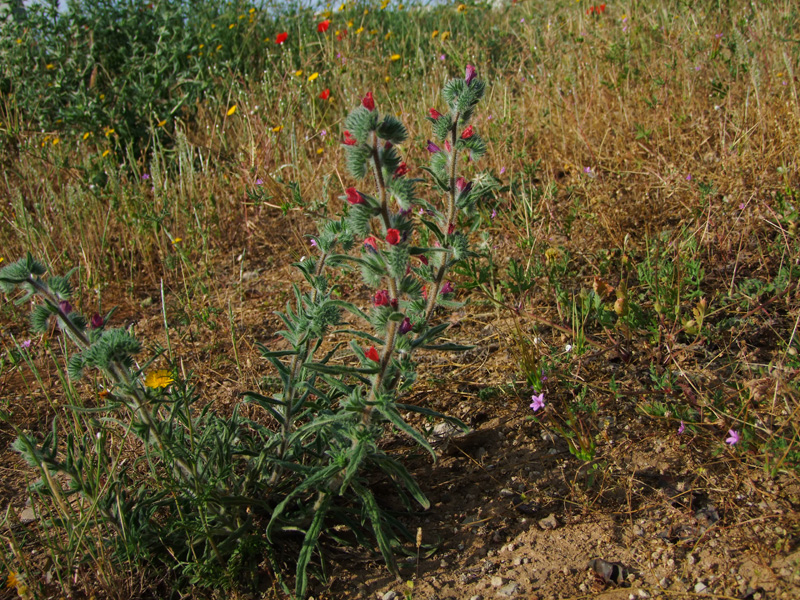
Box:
[497,581,520,597]
[538,514,558,530]
[694,581,708,594]
[491,576,505,587]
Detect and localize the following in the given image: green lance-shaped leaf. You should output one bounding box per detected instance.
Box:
[31,303,54,333]
[375,455,430,510]
[295,492,332,599]
[82,328,142,372]
[376,114,408,144]
[345,144,372,179]
[460,134,486,161]
[350,480,399,577]
[386,244,409,280]
[432,113,454,141]
[450,232,470,261]
[67,354,85,381]
[442,78,467,108]
[266,463,340,541]
[344,106,379,142]
[0,253,46,293]
[430,150,450,181]
[386,175,416,211]
[347,203,373,237]
[379,142,402,175]
[373,395,436,460]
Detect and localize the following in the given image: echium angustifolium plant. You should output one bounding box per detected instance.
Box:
[0,66,494,599]
[250,64,495,595]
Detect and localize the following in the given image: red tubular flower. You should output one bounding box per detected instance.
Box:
[373,290,390,307]
[599,3,606,13]
[363,236,379,252]
[362,91,375,111]
[343,130,357,146]
[275,32,288,44]
[365,346,380,362]
[385,228,401,245]
[345,187,364,204]
[317,19,330,33]
[415,254,429,266]
[319,88,330,100]
[447,223,455,235]
[461,125,474,139]
[90,313,104,329]
[429,108,443,119]
[444,140,452,152]
[393,162,409,178]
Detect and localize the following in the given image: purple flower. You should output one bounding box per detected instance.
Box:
[439,54,445,61]
[678,421,685,435]
[465,64,477,84]
[440,281,454,295]
[90,313,104,329]
[530,392,545,412]
[20,339,31,349]
[310,238,317,247]
[141,173,150,181]
[491,209,497,220]
[455,177,472,194]
[499,166,505,175]
[426,140,441,153]
[725,429,740,445]
[399,317,413,335]
[255,178,264,185]
[59,300,73,314]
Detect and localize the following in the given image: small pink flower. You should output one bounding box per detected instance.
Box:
[310,238,317,247]
[530,393,545,412]
[678,421,685,435]
[726,429,740,445]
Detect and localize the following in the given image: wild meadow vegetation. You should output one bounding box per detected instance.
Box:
[1,0,799,598]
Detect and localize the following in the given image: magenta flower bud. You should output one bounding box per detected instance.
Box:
[399,317,413,335]
[465,64,477,84]
[59,300,73,314]
[455,177,472,195]
[426,140,441,153]
[90,313,104,329]
[440,281,454,295]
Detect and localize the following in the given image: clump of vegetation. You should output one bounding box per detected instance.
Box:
[1,0,798,598]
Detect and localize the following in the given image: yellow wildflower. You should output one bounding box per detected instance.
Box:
[249,7,255,13]
[199,44,204,49]
[16,38,22,44]
[363,8,369,15]
[316,148,324,154]
[45,63,55,70]
[145,370,174,389]
[82,132,90,140]
[158,119,167,127]
[385,76,391,83]
[52,138,59,145]
[229,23,235,29]
[339,3,346,11]
[457,3,467,13]
[432,30,439,38]
[347,20,354,27]
[104,128,115,137]
[0,257,4,264]
[238,14,244,19]
[102,149,111,157]
[211,23,216,28]
[172,237,182,244]
[370,29,378,35]
[356,26,364,34]
[226,105,237,116]
[272,125,283,132]
[295,69,303,77]
[390,54,401,61]
[385,31,393,40]
[308,72,319,81]
[440,31,450,41]
[216,44,222,51]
